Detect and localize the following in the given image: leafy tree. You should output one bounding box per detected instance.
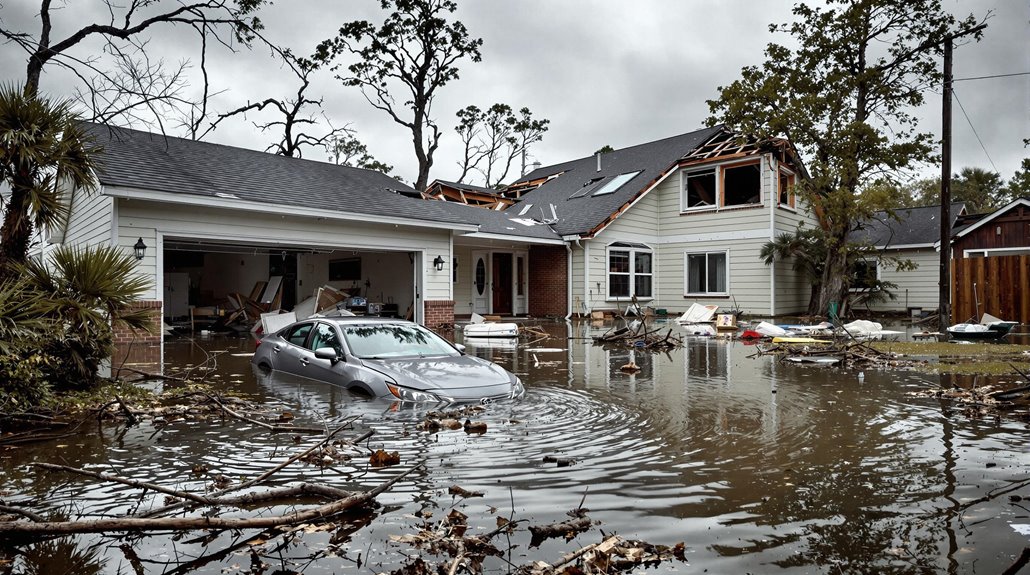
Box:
[0,85,100,277]
[913,167,1002,213]
[329,134,394,174]
[708,0,983,314]
[454,103,549,187]
[594,145,615,155]
[316,0,483,192]
[1000,158,1030,203]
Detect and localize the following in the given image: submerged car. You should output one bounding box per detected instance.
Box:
[252,316,524,403]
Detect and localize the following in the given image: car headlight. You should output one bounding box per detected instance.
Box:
[387,383,443,403]
[510,378,525,399]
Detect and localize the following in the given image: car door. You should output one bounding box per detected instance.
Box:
[303,321,350,385]
[275,322,315,376]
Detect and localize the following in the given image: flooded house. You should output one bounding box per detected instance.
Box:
[53,123,816,361]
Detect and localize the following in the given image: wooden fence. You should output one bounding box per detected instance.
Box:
[951,255,1030,324]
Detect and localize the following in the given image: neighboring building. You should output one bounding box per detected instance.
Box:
[499,126,815,317]
[849,203,966,313]
[56,122,817,357]
[949,197,1030,324]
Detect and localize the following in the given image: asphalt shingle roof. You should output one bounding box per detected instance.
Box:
[510,125,723,237]
[83,122,477,228]
[850,203,967,247]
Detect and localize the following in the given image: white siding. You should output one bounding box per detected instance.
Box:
[864,248,940,312]
[64,188,114,248]
[453,244,474,314]
[117,198,453,303]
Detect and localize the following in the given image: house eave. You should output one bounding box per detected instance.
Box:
[102,185,481,233]
[459,231,566,246]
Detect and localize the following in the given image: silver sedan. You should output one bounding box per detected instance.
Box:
[252,316,524,403]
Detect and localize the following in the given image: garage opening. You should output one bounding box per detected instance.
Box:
[161,239,418,332]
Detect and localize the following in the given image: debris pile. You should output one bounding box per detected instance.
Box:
[751,340,912,369]
[593,321,684,350]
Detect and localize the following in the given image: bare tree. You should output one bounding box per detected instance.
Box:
[204,53,349,158]
[328,134,393,174]
[316,0,483,192]
[454,103,549,187]
[1,0,267,125]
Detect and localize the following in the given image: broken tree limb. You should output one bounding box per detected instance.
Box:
[35,463,214,506]
[202,392,325,434]
[0,504,44,523]
[137,422,369,518]
[0,464,420,535]
[528,516,592,545]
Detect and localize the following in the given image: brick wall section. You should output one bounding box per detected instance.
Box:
[425,300,455,328]
[529,245,568,317]
[112,300,162,369]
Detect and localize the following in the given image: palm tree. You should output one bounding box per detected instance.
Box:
[0,84,99,279]
[22,245,151,384]
[761,229,826,315]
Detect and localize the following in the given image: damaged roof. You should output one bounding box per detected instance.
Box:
[508,125,724,237]
[850,203,967,248]
[83,122,477,229]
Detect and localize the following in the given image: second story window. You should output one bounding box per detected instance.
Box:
[681,160,763,211]
[779,169,796,208]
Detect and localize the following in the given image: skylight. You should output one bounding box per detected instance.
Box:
[592,171,641,196]
[569,177,605,199]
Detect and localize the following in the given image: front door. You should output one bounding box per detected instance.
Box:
[471,251,490,314]
[492,252,513,315]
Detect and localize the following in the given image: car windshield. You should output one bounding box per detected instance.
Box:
[340,323,459,359]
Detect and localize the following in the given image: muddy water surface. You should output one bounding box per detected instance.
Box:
[3,319,1030,574]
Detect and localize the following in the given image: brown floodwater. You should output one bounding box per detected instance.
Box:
[3,319,1030,574]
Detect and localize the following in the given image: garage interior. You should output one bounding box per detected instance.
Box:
[161,239,417,330]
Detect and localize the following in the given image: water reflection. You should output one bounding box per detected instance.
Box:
[3,322,1030,573]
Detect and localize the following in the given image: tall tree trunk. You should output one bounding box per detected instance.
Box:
[0,178,35,279]
[815,226,849,318]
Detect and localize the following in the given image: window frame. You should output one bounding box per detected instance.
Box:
[778,167,796,210]
[720,160,763,207]
[683,250,730,297]
[592,170,642,196]
[605,242,654,302]
[679,158,766,213]
[849,259,880,292]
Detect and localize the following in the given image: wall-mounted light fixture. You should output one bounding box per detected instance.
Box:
[133,237,147,260]
[433,255,445,271]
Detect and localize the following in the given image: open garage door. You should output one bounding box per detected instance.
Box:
[161,237,419,331]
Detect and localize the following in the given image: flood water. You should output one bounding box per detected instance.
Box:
[4,319,1030,574]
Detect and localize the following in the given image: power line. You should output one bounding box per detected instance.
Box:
[953,71,1030,82]
[952,88,998,173]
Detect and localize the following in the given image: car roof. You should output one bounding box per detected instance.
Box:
[316,316,417,327]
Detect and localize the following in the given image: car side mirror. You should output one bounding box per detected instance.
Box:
[454,343,466,353]
[314,347,341,364]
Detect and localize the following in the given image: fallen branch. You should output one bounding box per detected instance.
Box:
[0,504,44,523]
[0,464,419,535]
[137,422,368,518]
[203,392,325,434]
[528,516,591,546]
[35,463,214,506]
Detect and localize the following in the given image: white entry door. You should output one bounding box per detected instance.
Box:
[514,252,528,315]
[471,250,490,314]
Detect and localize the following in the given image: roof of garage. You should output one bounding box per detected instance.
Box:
[84,122,559,241]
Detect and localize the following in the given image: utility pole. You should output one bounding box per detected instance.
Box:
[938,23,987,332]
[938,37,953,329]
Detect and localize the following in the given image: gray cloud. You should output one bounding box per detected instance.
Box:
[2,0,1026,186]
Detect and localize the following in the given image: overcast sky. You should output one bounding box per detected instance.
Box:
[2,0,1027,188]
